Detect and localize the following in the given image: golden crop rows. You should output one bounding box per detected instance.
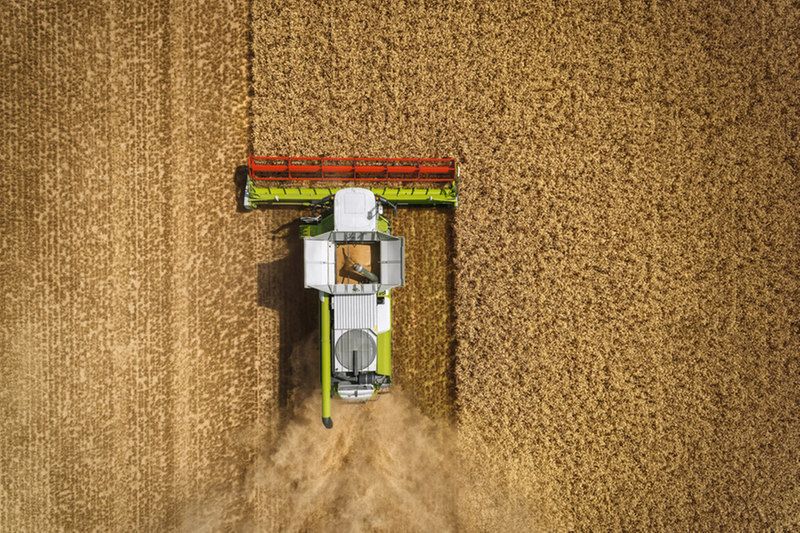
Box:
[2,1,798,531]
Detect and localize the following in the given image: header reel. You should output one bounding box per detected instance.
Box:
[244,155,459,209]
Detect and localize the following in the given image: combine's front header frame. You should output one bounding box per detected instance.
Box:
[244,155,459,208]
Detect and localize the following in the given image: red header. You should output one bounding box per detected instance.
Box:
[247,155,456,183]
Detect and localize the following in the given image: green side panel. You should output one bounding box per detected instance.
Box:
[300,213,334,237]
[376,293,392,376]
[245,177,458,208]
[301,214,389,237]
[376,216,389,233]
[320,294,332,420]
[376,330,392,377]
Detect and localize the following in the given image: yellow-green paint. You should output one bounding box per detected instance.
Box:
[246,179,458,207]
[377,330,392,376]
[377,216,389,233]
[320,294,331,420]
[300,213,389,237]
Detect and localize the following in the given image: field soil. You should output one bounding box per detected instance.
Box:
[3,1,799,531]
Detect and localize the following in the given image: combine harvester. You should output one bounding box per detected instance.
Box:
[244,156,458,428]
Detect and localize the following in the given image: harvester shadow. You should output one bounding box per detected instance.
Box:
[233,165,249,212]
[256,218,319,426]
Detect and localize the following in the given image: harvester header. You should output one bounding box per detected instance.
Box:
[244,155,459,208]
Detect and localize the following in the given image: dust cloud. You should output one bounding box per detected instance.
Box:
[176,391,461,533]
[246,392,457,532]
[174,337,538,532]
[175,330,461,533]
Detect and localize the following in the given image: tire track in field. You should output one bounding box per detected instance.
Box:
[166,0,256,529]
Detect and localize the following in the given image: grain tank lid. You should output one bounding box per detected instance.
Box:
[333,188,378,232]
[304,239,335,293]
[379,238,404,288]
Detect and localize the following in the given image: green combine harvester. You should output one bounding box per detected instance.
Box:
[244,156,458,428]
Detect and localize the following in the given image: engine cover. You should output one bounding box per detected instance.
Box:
[334,328,377,372]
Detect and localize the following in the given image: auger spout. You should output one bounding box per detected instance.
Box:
[320,293,332,428]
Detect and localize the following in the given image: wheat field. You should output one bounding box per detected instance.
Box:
[2,1,799,531]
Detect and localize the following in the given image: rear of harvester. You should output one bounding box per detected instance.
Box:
[244,156,458,427]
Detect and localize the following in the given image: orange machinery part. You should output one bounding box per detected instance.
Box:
[247,155,456,183]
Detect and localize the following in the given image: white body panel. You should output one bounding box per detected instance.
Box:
[333,294,377,331]
[303,239,335,292]
[375,293,391,334]
[379,240,404,287]
[333,188,378,231]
